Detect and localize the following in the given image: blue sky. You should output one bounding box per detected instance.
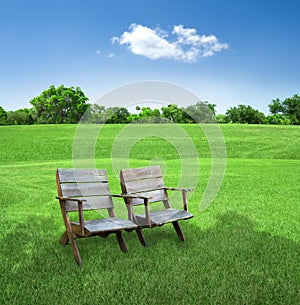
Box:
[1,0,300,114]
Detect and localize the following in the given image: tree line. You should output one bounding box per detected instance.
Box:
[1,85,299,125]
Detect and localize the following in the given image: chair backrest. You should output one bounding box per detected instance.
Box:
[56,168,114,212]
[120,166,169,206]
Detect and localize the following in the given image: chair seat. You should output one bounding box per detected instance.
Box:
[72,217,138,233]
[135,208,193,227]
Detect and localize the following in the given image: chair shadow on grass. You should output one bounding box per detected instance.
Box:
[1,211,299,304]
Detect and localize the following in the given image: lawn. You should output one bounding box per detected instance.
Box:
[0,124,299,304]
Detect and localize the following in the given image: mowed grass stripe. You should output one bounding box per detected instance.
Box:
[1,124,299,164]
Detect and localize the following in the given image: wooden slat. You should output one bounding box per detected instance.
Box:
[124,177,165,193]
[64,195,113,212]
[60,182,110,197]
[129,189,168,206]
[121,166,162,182]
[135,208,193,227]
[58,168,107,183]
[71,217,138,233]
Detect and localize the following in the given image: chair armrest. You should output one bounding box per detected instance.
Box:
[163,187,194,192]
[56,196,87,203]
[111,194,151,226]
[111,194,152,207]
[163,187,193,211]
[111,193,152,200]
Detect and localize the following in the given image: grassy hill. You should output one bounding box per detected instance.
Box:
[0,124,299,304]
[1,124,299,163]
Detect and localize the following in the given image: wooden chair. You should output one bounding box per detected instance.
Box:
[119,165,194,245]
[56,168,139,266]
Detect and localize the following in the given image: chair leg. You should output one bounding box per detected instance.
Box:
[172,221,186,242]
[136,229,148,247]
[60,208,82,266]
[68,234,82,266]
[64,228,82,266]
[60,231,69,245]
[116,231,128,252]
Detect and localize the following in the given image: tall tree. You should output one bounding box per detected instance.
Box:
[269,94,300,125]
[282,94,300,125]
[161,104,183,123]
[30,85,89,123]
[269,98,284,115]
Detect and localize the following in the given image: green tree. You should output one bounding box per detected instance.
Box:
[128,107,162,123]
[30,85,89,123]
[6,108,33,125]
[216,114,227,123]
[282,94,300,125]
[86,104,106,123]
[114,107,130,123]
[268,94,300,125]
[269,98,284,115]
[151,108,162,123]
[161,104,183,123]
[183,101,216,123]
[265,114,291,125]
[225,105,265,124]
[105,107,130,123]
[0,106,7,124]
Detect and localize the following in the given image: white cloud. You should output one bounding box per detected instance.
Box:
[112,24,229,63]
[111,37,119,44]
[119,24,182,61]
[95,50,101,55]
[107,53,115,58]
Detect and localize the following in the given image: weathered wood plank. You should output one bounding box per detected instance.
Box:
[135,208,193,227]
[124,177,165,193]
[71,217,138,233]
[129,189,168,206]
[64,195,114,211]
[120,166,162,182]
[60,182,110,197]
[58,168,108,183]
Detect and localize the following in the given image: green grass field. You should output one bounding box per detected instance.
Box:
[0,124,299,304]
